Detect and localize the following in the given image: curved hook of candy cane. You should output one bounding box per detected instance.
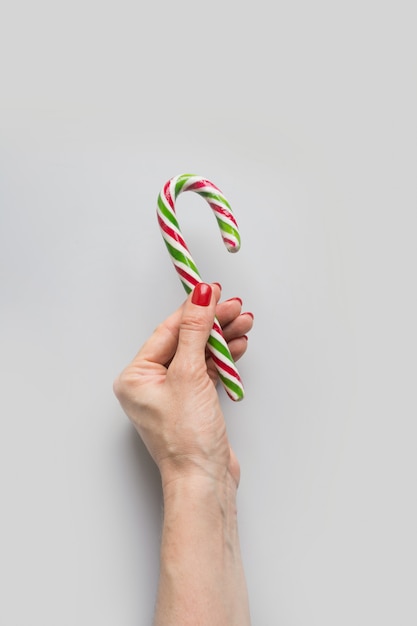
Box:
[156,173,244,402]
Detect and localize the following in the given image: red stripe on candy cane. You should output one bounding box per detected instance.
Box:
[211,353,242,382]
[187,179,222,193]
[175,266,199,287]
[157,213,189,251]
[212,321,224,335]
[210,203,239,228]
[163,181,174,209]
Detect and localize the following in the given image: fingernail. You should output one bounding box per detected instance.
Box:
[192,283,212,306]
[212,282,222,290]
[242,311,254,320]
[226,297,243,306]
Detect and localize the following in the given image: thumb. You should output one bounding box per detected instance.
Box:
[172,283,219,370]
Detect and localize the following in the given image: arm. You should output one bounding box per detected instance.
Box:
[155,474,250,625]
[113,283,253,625]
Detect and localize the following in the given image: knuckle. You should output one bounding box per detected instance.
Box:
[180,313,206,334]
[171,355,198,379]
[112,374,123,399]
[112,368,136,400]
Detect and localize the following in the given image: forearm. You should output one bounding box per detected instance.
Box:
[153,475,251,626]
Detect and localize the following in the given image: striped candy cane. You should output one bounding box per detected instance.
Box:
[157,173,244,401]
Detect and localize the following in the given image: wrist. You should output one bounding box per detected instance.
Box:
[158,445,241,492]
[161,471,238,517]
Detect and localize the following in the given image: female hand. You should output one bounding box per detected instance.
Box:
[113,283,254,491]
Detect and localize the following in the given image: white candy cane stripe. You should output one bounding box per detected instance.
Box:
[157,173,244,401]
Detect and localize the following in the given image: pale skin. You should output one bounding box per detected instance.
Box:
[113,283,253,625]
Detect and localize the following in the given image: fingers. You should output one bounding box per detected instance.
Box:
[222,311,254,343]
[171,283,220,371]
[127,284,252,375]
[224,335,249,363]
[215,297,254,343]
[215,297,244,328]
[206,298,254,384]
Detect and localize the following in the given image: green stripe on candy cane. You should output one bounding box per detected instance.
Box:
[174,174,193,196]
[208,333,234,361]
[164,241,200,277]
[214,218,240,240]
[157,195,180,229]
[198,191,233,209]
[217,373,244,399]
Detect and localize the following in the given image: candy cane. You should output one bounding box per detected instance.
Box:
[156,173,244,401]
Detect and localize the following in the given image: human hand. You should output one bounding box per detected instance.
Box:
[113,283,253,492]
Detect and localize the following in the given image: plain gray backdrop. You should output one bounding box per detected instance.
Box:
[1,1,416,624]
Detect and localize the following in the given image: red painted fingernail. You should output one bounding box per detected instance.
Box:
[192,283,212,306]
[242,311,254,319]
[226,297,243,306]
[212,282,222,290]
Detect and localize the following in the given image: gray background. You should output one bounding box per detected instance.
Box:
[1,1,416,624]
